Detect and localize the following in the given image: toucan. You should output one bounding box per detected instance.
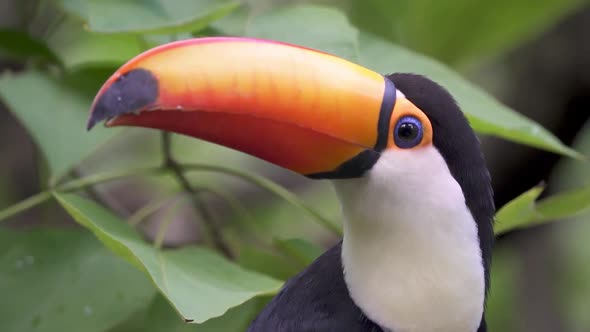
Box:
[87,37,494,332]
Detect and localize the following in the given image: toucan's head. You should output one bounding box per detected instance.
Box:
[88,38,495,320]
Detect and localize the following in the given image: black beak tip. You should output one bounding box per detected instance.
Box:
[86,116,97,131]
[84,68,159,132]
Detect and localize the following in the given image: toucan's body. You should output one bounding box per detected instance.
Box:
[88,37,494,332]
[250,242,384,331]
[250,243,487,332]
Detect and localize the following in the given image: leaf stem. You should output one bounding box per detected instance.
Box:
[128,192,183,227]
[154,196,185,250]
[1,155,341,237]
[181,163,342,236]
[195,186,267,247]
[0,167,166,223]
[0,191,52,222]
[161,132,235,259]
[59,166,167,192]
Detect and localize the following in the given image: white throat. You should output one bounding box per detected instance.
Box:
[333,146,485,332]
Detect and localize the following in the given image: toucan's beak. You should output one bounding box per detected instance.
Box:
[88,37,397,178]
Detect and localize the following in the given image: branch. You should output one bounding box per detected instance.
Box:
[59,167,167,192]
[0,167,165,223]
[1,154,340,237]
[69,169,130,216]
[0,191,52,222]
[161,132,234,259]
[128,192,183,227]
[153,195,185,250]
[181,163,342,236]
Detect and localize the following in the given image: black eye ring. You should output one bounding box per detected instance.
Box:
[393,116,424,149]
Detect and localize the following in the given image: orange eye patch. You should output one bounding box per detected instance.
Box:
[387,98,433,150]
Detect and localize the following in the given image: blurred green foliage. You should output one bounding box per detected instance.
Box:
[347,0,586,65]
[0,70,117,182]
[0,0,589,331]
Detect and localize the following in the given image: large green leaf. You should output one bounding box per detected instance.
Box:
[535,185,590,220]
[54,192,283,323]
[348,0,586,65]
[274,238,323,267]
[111,294,269,332]
[0,228,154,332]
[495,184,590,234]
[47,19,145,70]
[0,71,118,183]
[215,4,578,157]
[209,5,250,36]
[494,185,545,234]
[245,5,359,62]
[58,0,240,34]
[237,245,300,281]
[358,32,580,158]
[57,0,89,19]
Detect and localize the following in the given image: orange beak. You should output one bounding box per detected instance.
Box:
[88,37,397,178]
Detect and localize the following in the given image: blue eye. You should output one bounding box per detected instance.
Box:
[393,116,423,149]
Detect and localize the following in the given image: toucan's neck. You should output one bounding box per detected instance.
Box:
[332,146,485,332]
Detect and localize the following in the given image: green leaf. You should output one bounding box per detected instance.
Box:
[142,33,194,49]
[217,4,578,157]
[237,245,300,281]
[358,32,581,158]
[348,0,586,65]
[54,192,283,323]
[274,238,323,267]
[536,185,590,220]
[112,294,269,332]
[495,184,590,234]
[494,185,545,234]
[192,296,269,331]
[0,71,118,183]
[209,5,250,36]
[47,19,145,70]
[58,0,89,19]
[244,5,359,62]
[110,295,194,332]
[59,0,240,34]
[0,28,58,63]
[0,228,154,332]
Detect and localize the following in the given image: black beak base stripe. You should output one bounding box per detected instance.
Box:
[305,76,397,179]
[374,76,397,152]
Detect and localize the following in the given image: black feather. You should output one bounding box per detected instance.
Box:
[248,242,384,332]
